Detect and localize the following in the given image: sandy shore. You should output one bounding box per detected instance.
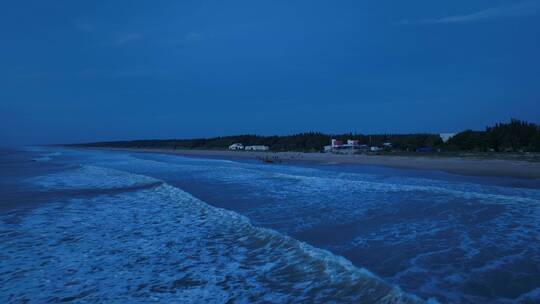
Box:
[88,147,540,179]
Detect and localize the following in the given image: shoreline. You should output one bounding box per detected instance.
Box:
[77,147,540,179]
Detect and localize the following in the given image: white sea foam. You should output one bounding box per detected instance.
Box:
[31,156,52,162]
[1,167,425,303]
[27,165,160,190]
[14,148,539,303]
[30,151,63,162]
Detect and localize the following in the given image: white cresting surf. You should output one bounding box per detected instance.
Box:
[1,165,422,303]
[1,147,540,303]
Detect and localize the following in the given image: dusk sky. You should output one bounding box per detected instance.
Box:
[1,0,539,145]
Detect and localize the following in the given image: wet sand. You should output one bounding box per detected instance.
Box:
[79,147,540,179]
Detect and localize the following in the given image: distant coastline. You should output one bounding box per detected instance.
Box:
[66,119,540,179]
[68,119,540,154]
[78,147,540,179]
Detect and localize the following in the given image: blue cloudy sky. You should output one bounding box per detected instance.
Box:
[1,0,539,144]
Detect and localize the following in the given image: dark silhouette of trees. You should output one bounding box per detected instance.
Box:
[72,119,540,153]
[447,119,540,152]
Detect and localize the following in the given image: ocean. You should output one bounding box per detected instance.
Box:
[1,147,539,303]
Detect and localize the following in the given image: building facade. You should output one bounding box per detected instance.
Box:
[228,143,244,150]
[245,145,269,151]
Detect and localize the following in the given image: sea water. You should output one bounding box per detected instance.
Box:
[1,147,539,303]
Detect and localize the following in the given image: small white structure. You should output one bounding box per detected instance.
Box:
[331,139,362,150]
[229,143,244,150]
[440,133,456,143]
[331,139,343,148]
[329,139,364,152]
[370,146,382,152]
[245,145,269,151]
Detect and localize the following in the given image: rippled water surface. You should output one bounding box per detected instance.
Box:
[1,147,539,303]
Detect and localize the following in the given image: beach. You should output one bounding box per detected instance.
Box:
[91,147,540,179]
[3,147,540,302]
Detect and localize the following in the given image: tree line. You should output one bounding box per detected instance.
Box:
[71,119,540,153]
[446,119,540,152]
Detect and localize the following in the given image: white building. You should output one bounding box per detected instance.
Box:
[331,139,343,148]
[331,139,361,150]
[245,145,269,151]
[229,143,244,150]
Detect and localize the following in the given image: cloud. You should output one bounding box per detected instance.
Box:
[114,33,143,45]
[402,1,540,25]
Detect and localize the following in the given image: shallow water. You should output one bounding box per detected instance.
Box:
[1,147,539,303]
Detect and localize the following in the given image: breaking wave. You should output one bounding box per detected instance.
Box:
[28,165,160,190]
[1,165,426,303]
